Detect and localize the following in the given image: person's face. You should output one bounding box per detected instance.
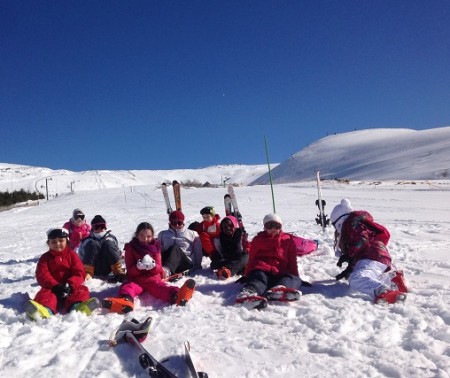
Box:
[221,219,235,236]
[48,237,67,252]
[93,224,106,233]
[137,228,153,244]
[170,220,184,230]
[73,214,85,225]
[264,221,282,236]
[202,214,213,222]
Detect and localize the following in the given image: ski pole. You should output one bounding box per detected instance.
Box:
[264,136,276,213]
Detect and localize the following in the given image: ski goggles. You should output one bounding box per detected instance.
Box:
[47,227,69,239]
[264,221,282,230]
[74,214,85,220]
[93,223,106,231]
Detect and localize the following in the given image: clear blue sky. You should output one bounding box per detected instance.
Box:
[1,1,449,171]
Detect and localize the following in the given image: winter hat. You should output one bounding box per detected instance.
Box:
[169,210,185,223]
[200,206,215,216]
[47,227,69,240]
[221,215,238,229]
[72,208,85,219]
[330,199,353,233]
[263,213,283,226]
[91,215,107,226]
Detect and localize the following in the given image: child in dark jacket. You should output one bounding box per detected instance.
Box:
[236,214,303,309]
[210,216,249,279]
[24,228,100,320]
[331,199,408,304]
[102,222,195,313]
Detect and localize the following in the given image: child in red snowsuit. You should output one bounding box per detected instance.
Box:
[198,206,221,256]
[24,228,99,320]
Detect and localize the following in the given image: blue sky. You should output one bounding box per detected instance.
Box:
[1,1,449,171]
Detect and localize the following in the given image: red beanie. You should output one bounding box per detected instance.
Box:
[169,210,185,222]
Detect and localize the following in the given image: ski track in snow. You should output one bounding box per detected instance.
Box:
[0,181,450,377]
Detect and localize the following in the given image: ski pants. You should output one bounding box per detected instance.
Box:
[119,279,178,304]
[210,252,248,276]
[348,259,392,299]
[162,245,193,275]
[244,269,302,296]
[34,285,90,314]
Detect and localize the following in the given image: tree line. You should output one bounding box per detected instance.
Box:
[0,189,44,207]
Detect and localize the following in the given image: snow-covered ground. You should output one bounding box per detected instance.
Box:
[1,127,450,377]
[0,178,449,377]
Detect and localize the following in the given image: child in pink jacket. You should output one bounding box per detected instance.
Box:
[102,222,195,313]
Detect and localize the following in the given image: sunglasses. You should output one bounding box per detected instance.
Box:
[170,221,184,227]
[93,224,106,231]
[74,214,85,220]
[265,222,281,230]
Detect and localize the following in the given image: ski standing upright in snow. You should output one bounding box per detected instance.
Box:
[223,194,233,216]
[227,184,244,229]
[161,183,173,215]
[172,180,182,211]
[315,170,330,232]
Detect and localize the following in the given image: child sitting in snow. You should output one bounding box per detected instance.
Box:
[210,215,249,279]
[331,199,408,304]
[102,222,195,313]
[63,208,91,252]
[236,214,303,309]
[197,206,221,257]
[24,228,100,320]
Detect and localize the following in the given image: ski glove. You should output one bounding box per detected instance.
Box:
[52,283,72,299]
[136,256,156,271]
[336,254,350,268]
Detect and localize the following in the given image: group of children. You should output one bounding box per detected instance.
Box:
[24,198,408,319]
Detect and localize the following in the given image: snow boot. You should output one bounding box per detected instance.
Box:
[235,290,268,310]
[73,297,101,315]
[374,289,407,304]
[102,296,134,314]
[265,285,302,302]
[391,270,408,293]
[217,267,232,280]
[174,279,196,306]
[24,300,52,320]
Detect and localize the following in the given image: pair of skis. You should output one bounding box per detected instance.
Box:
[110,317,208,378]
[224,184,244,230]
[162,181,182,214]
[315,170,330,232]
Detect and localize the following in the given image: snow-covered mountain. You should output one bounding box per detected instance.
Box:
[252,126,450,184]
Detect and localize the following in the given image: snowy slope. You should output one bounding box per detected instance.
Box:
[252,126,450,183]
[1,127,450,377]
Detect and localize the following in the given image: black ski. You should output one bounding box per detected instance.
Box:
[126,332,177,378]
[227,184,244,229]
[315,170,330,231]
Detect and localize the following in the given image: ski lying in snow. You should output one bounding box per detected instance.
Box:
[227,184,244,229]
[224,194,233,216]
[184,341,208,378]
[162,183,173,215]
[126,332,177,378]
[315,170,330,231]
[172,180,182,211]
[164,270,189,283]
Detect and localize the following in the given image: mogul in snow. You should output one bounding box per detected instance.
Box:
[236,213,303,309]
[24,227,100,320]
[331,199,408,304]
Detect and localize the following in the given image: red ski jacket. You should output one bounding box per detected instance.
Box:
[245,231,299,277]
